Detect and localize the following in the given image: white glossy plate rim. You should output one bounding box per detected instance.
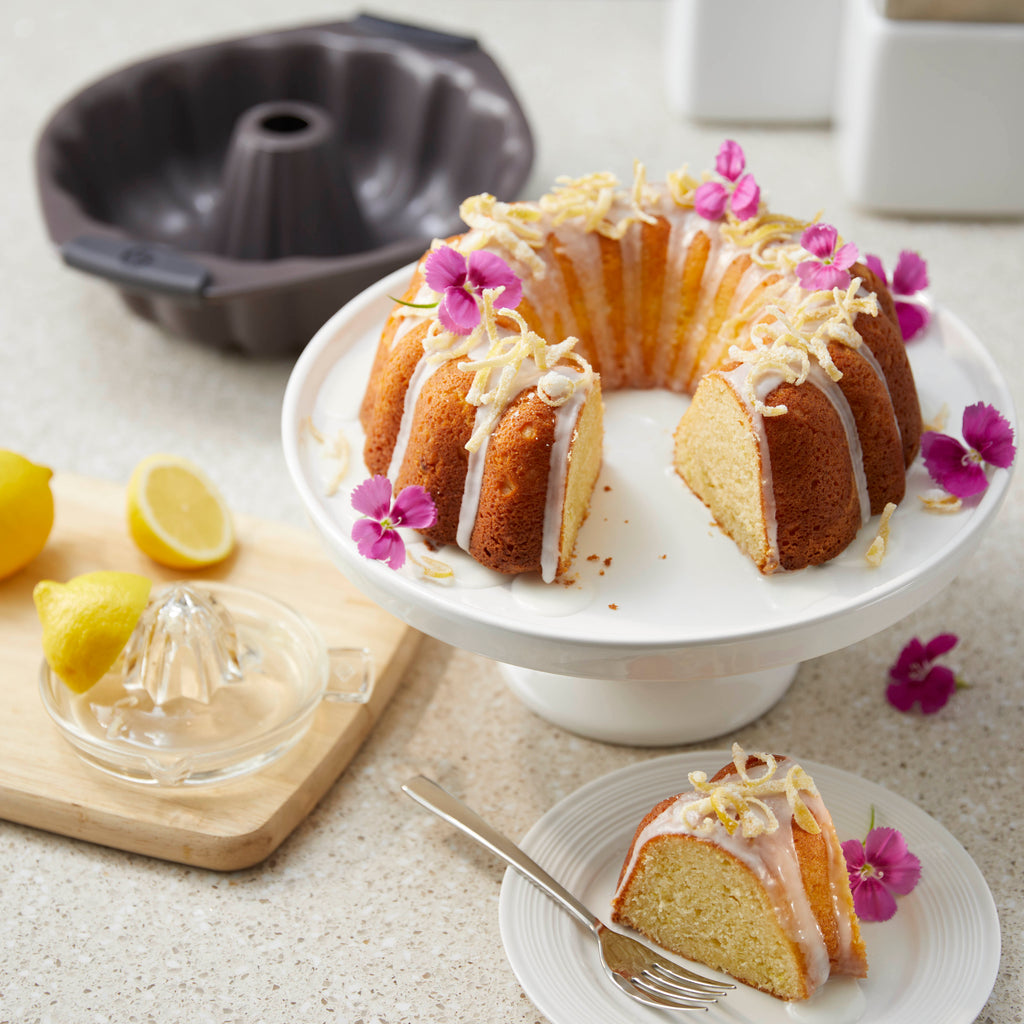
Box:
[497,750,1001,1024]
[282,269,1015,660]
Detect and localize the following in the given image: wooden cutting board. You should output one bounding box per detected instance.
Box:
[0,474,421,870]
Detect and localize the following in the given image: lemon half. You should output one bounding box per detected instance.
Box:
[34,571,152,693]
[0,450,54,580]
[127,454,235,569]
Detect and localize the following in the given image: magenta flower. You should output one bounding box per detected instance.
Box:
[921,402,1016,498]
[842,824,922,923]
[694,140,760,222]
[887,633,960,713]
[423,245,522,335]
[864,251,931,341]
[795,224,860,291]
[351,475,437,570]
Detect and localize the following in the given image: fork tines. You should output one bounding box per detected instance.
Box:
[614,958,733,1011]
[609,972,714,1011]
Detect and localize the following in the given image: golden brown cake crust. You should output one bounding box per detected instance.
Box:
[611,753,867,1000]
[612,794,679,895]
[711,756,863,971]
[830,338,906,514]
[358,175,922,579]
[393,360,477,548]
[468,389,558,575]
[761,380,864,570]
[852,291,923,467]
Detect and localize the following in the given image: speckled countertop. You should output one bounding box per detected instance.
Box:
[1,2,1022,1022]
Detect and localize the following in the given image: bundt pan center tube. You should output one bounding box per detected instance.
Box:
[207,100,373,261]
[34,14,534,355]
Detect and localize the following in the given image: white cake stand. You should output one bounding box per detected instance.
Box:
[282,267,1015,745]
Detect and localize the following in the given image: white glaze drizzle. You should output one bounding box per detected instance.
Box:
[386,356,441,483]
[612,752,859,996]
[456,357,587,582]
[618,223,645,383]
[805,363,871,526]
[718,358,871,571]
[383,166,903,580]
[457,430,489,553]
[854,339,902,446]
[554,225,618,380]
[541,382,588,582]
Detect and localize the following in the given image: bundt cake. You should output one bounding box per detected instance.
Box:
[610,746,868,1001]
[359,148,921,580]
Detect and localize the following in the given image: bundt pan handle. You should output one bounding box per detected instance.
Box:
[35,13,535,356]
[61,237,212,298]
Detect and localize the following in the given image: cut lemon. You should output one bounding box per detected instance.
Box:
[126,454,235,569]
[0,450,54,580]
[34,571,152,693]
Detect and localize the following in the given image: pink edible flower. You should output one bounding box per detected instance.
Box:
[864,251,931,341]
[886,633,961,713]
[715,139,746,180]
[423,245,522,335]
[921,402,1016,498]
[694,140,761,222]
[795,223,859,291]
[351,475,437,570]
[842,823,921,923]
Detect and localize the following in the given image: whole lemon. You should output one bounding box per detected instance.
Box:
[34,571,153,693]
[0,450,54,580]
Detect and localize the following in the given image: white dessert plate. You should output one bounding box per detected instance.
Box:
[498,751,1000,1024]
[282,267,1015,686]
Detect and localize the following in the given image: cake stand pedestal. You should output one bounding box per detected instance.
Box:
[498,663,798,746]
[283,270,1015,746]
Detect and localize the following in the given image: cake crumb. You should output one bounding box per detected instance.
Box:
[608,603,618,610]
[603,485,612,492]
[587,554,600,561]
[603,557,612,567]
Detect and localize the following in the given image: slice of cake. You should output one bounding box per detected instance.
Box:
[610,745,867,1001]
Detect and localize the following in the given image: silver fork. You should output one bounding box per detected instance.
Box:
[402,776,733,1012]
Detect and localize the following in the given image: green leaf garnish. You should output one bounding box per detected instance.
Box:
[388,295,440,310]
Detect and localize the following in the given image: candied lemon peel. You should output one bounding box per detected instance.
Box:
[920,490,963,513]
[866,501,898,567]
[305,418,350,497]
[407,550,455,581]
[539,161,659,240]
[684,744,821,839]
[418,286,594,455]
[401,159,890,461]
[724,279,880,418]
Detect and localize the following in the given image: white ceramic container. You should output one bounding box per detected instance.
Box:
[836,0,1024,214]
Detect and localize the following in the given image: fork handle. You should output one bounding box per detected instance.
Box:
[402,776,600,935]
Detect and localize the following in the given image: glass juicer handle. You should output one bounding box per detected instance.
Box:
[325,646,375,704]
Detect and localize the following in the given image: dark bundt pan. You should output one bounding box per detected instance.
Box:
[35,14,534,356]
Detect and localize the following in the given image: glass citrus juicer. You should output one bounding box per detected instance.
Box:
[38,581,373,787]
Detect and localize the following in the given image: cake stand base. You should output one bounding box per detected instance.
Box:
[497,662,799,747]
